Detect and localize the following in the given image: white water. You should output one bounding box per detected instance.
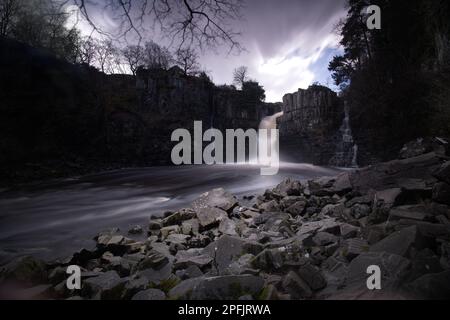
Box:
[330,104,358,167]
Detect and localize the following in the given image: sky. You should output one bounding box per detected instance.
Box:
[68,0,347,102]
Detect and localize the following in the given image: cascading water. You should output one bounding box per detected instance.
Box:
[258,111,284,165]
[329,104,358,167]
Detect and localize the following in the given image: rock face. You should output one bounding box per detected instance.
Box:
[279,85,348,166]
[1,153,450,300]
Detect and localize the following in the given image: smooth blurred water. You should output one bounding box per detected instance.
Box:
[0,163,343,262]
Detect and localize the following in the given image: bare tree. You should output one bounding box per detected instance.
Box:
[122,44,145,75]
[77,37,97,65]
[175,47,200,75]
[96,39,118,73]
[233,65,248,89]
[143,41,172,70]
[67,0,244,52]
[0,0,19,37]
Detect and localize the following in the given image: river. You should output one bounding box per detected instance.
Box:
[0,163,343,263]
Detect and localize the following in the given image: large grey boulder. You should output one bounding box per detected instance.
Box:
[196,207,228,229]
[83,271,127,299]
[192,188,238,213]
[370,226,428,257]
[203,236,263,272]
[281,271,312,299]
[174,249,213,269]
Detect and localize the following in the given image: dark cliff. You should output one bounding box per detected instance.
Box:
[278,85,354,166]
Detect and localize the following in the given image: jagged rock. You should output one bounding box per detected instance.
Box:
[370,226,428,257]
[128,225,143,235]
[83,271,127,299]
[225,254,257,276]
[320,203,346,218]
[330,173,352,195]
[174,249,213,269]
[148,220,162,230]
[346,252,410,288]
[297,218,340,236]
[406,270,450,300]
[285,201,307,216]
[203,235,263,272]
[432,182,450,205]
[176,265,204,279]
[131,288,166,300]
[389,205,429,221]
[166,234,190,246]
[136,251,169,271]
[433,161,450,184]
[312,232,339,246]
[192,188,238,213]
[343,238,369,261]
[261,213,291,233]
[0,256,47,286]
[160,225,181,239]
[190,275,264,300]
[340,224,360,239]
[181,219,200,235]
[395,219,450,239]
[272,178,304,197]
[196,207,228,229]
[219,218,238,236]
[297,263,327,291]
[346,194,374,207]
[258,200,281,212]
[281,271,312,299]
[162,209,196,227]
[369,188,403,223]
[308,177,335,197]
[351,204,371,219]
[168,277,205,299]
[121,276,149,299]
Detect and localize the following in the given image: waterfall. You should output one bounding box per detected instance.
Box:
[258,111,284,165]
[329,104,358,167]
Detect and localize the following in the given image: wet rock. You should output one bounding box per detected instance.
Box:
[312,232,339,246]
[432,182,450,205]
[162,209,196,227]
[190,275,264,300]
[148,220,162,231]
[128,225,143,235]
[389,206,429,221]
[258,200,281,212]
[182,219,200,235]
[174,249,213,269]
[370,226,428,257]
[131,288,166,300]
[83,271,127,300]
[281,271,312,299]
[219,218,238,236]
[192,188,238,213]
[343,238,369,261]
[196,207,228,229]
[272,178,304,197]
[136,251,169,271]
[0,256,47,286]
[346,252,410,289]
[285,201,307,216]
[160,226,181,239]
[203,236,263,272]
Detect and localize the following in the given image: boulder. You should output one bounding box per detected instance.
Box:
[0,256,47,286]
[160,225,181,239]
[174,249,213,269]
[370,226,428,257]
[191,188,238,213]
[297,218,340,237]
[406,270,450,300]
[196,207,228,229]
[219,218,238,236]
[128,225,143,235]
[272,178,303,197]
[162,209,196,227]
[389,206,429,221]
[285,201,307,216]
[330,173,353,195]
[203,236,263,272]
[181,219,200,235]
[83,271,127,299]
[281,271,312,299]
[343,238,369,261]
[312,232,339,246]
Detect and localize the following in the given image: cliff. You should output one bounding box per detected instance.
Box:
[278,85,354,166]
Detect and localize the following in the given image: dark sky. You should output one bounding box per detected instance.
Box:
[69,0,347,102]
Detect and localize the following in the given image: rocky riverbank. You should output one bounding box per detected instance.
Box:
[1,150,450,300]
